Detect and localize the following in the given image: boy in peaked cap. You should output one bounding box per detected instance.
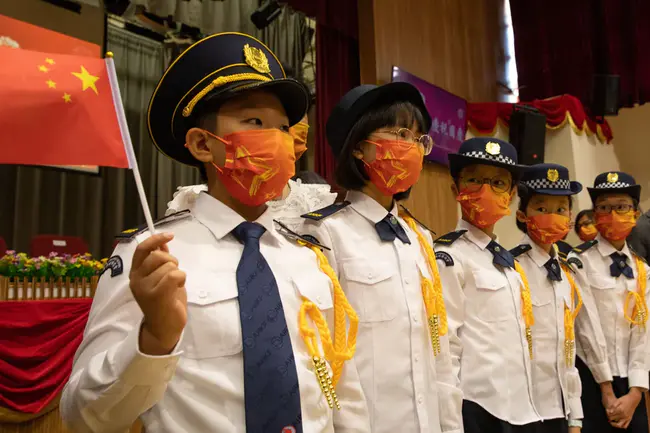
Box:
[61,33,369,433]
[435,137,561,432]
[568,171,649,433]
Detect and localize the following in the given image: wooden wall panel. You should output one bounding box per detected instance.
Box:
[359,0,501,234]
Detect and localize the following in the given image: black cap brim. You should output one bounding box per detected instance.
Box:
[587,185,641,203]
[448,153,526,179]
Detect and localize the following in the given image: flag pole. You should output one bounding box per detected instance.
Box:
[104,52,156,234]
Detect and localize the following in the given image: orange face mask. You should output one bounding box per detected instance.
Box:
[363,139,423,196]
[526,214,570,245]
[578,223,598,242]
[595,211,637,241]
[209,129,295,206]
[457,185,512,228]
[290,122,309,160]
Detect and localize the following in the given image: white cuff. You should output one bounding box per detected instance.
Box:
[567,396,584,421]
[590,362,613,384]
[628,369,649,390]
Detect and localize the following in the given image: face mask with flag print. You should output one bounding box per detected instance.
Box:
[526,214,571,245]
[208,129,296,206]
[596,211,637,241]
[362,139,423,196]
[578,223,598,242]
[457,185,512,228]
[290,122,309,160]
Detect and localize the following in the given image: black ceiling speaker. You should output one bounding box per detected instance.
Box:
[509,105,547,166]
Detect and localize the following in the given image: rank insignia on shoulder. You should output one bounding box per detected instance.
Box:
[399,204,436,235]
[573,239,598,254]
[274,219,331,251]
[434,230,467,245]
[435,251,454,266]
[567,257,583,270]
[100,256,123,278]
[115,210,191,241]
[301,201,350,221]
[510,244,532,258]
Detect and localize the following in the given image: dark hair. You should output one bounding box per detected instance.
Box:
[334,101,427,193]
[516,184,573,233]
[191,98,226,183]
[574,209,594,235]
[292,170,329,185]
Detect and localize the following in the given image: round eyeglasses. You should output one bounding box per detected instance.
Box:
[459,176,512,193]
[594,204,635,215]
[373,128,434,156]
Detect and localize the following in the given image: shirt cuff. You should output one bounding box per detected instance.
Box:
[628,369,649,390]
[567,396,584,421]
[111,321,183,386]
[590,362,614,384]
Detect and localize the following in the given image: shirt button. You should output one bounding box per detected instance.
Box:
[367,272,373,279]
[413,315,419,323]
[199,290,207,299]
[316,295,323,304]
[404,278,410,285]
[414,355,420,363]
[417,394,424,404]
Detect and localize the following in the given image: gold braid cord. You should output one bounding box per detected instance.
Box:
[561,264,583,366]
[182,73,272,117]
[401,215,448,356]
[296,241,359,410]
[624,256,648,330]
[514,262,535,359]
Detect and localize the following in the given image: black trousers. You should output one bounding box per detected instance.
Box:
[463,400,568,433]
[577,356,649,433]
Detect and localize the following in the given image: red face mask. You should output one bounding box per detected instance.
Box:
[595,211,637,241]
[363,139,423,196]
[526,214,570,245]
[209,129,295,206]
[289,122,309,160]
[578,224,598,242]
[457,185,512,228]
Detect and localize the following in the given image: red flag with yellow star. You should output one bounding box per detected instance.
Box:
[0,47,130,168]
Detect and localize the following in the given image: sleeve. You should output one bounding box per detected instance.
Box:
[60,241,182,433]
[566,361,584,420]
[570,252,613,384]
[626,262,650,389]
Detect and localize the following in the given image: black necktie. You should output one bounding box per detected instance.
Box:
[544,258,562,282]
[486,240,515,269]
[375,214,411,244]
[233,222,303,433]
[610,252,634,279]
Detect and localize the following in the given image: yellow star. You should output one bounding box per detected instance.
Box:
[38,65,49,73]
[46,80,56,89]
[45,58,55,65]
[62,93,72,103]
[71,66,99,94]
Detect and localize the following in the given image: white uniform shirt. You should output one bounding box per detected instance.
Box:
[435,219,540,425]
[61,193,370,433]
[305,191,463,433]
[568,234,650,389]
[512,235,583,421]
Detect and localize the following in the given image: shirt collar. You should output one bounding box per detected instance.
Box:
[519,234,553,268]
[192,192,282,245]
[457,219,494,250]
[596,233,632,258]
[346,190,398,224]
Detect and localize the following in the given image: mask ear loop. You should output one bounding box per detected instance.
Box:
[184,129,230,174]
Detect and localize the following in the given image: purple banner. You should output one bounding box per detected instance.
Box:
[391,66,467,166]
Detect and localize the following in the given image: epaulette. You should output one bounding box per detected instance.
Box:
[434,230,467,245]
[115,210,191,241]
[399,204,435,235]
[273,219,331,251]
[301,201,351,221]
[628,244,649,264]
[572,239,598,254]
[556,240,573,260]
[510,244,532,258]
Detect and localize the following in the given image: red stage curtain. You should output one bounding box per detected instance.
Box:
[0,300,91,414]
[286,0,360,185]
[511,0,650,108]
[467,95,613,143]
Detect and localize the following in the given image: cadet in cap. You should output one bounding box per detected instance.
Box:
[61,33,369,433]
[568,171,649,433]
[510,163,587,431]
[434,137,554,432]
[303,83,464,433]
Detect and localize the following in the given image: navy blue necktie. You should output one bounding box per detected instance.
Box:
[375,214,411,244]
[610,252,634,279]
[486,240,515,269]
[544,258,562,282]
[233,222,302,433]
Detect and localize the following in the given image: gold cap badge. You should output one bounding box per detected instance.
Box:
[243,44,271,74]
[607,172,618,183]
[485,141,501,155]
[547,169,559,183]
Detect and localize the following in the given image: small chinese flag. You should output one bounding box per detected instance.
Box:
[0,47,131,168]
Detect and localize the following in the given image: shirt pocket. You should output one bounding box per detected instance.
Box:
[590,274,617,314]
[471,269,510,323]
[292,270,334,312]
[341,259,398,322]
[183,271,243,359]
